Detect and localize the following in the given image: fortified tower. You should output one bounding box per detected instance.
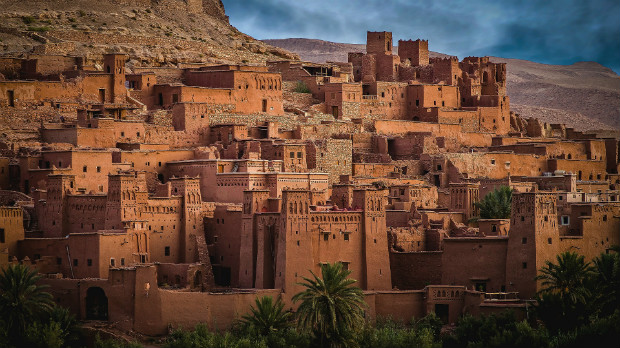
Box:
[505,192,560,298]
[240,190,270,287]
[353,188,392,290]
[398,39,429,66]
[102,53,127,104]
[366,31,393,55]
[40,174,75,237]
[170,176,203,263]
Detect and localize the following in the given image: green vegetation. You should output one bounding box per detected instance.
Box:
[94,334,143,348]
[293,262,366,347]
[22,16,36,24]
[535,250,620,335]
[473,185,512,220]
[0,264,83,348]
[294,81,312,94]
[27,26,51,33]
[239,296,292,336]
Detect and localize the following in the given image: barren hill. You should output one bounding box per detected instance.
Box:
[0,0,298,67]
[264,38,620,132]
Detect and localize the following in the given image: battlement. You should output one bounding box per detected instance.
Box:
[398,39,429,66]
[367,31,393,55]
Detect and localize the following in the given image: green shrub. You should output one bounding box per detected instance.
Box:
[413,312,443,339]
[22,16,36,24]
[94,333,143,348]
[27,26,50,33]
[293,81,311,94]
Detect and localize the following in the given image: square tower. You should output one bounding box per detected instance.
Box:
[367,31,393,55]
[398,39,429,66]
[103,53,127,103]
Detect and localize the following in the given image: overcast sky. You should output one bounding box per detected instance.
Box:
[222,0,620,73]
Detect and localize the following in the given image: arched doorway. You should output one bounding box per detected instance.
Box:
[85,287,108,320]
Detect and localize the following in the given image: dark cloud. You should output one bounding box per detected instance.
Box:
[222,0,620,73]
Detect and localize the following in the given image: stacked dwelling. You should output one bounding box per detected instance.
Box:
[0,31,617,334]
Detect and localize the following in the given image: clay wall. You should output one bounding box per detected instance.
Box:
[441,238,508,292]
[375,120,493,149]
[353,163,398,177]
[306,139,352,184]
[407,84,459,112]
[431,58,460,85]
[142,197,184,263]
[389,251,444,290]
[366,31,393,55]
[66,195,107,233]
[548,159,607,181]
[478,219,510,236]
[0,207,24,266]
[18,232,134,278]
[183,70,283,115]
[205,204,243,286]
[371,290,426,322]
[398,39,429,66]
[444,152,548,180]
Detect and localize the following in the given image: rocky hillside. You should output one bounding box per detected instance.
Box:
[264,38,620,132]
[0,0,298,67]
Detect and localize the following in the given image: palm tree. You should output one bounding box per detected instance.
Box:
[535,251,593,304]
[293,262,366,348]
[239,295,291,336]
[0,264,54,344]
[591,248,620,314]
[474,186,512,220]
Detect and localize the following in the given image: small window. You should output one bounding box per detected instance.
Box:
[87,259,93,266]
[290,152,295,158]
[96,166,101,173]
[548,238,552,244]
[73,259,79,266]
[323,234,329,241]
[522,262,527,269]
[0,228,4,243]
[121,258,125,266]
[121,132,125,137]
[490,159,496,165]
[522,237,527,244]
[110,258,115,266]
[83,166,88,172]
[297,152,302,158]
[164,246,170,256]
[562,215,569,224]
[344,234,349,241]
[56,257,62,265]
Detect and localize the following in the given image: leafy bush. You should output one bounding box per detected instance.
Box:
[94,334,143,348]
[22,16,36,24]
[27,26,50,33]
[293,81,311,94]
[444,310,549,348]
